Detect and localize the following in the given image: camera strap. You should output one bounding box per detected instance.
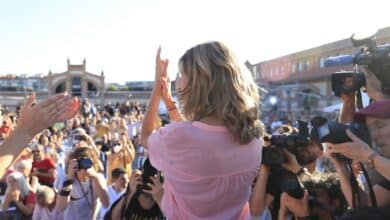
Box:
[361,163,378,208]
[71,179,93,209]
[346,162,362,208]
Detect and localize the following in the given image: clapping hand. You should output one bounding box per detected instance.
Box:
[155,47,169,96]
[18,92,80,139]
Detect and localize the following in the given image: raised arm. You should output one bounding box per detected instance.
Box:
[89,170,109,208]
[0,93,79,177]
[141,47,168,147]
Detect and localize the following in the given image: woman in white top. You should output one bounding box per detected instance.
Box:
[56,147,109,220]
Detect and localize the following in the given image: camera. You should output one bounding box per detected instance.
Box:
[77,158,93,170]
[310,117,370,160]
[325,33,390,95]
[137,158,162,192]
[267,166,305,199]
[262,120,310,166]
[331,71,366,97]
[261,121,309,199]
[262,147,286,165]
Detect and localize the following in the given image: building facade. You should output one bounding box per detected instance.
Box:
[47,59,105,98]
[246,26,390,115]
[0,59,105,106]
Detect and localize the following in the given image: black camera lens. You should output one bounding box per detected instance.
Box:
[262,147,286,165]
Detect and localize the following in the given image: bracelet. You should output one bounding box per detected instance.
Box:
[59,190,71,197]
[366,152,377,168]
[167,105,177,111]
[62,179,74,188]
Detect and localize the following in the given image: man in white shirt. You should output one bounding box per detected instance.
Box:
[98,168,129,220]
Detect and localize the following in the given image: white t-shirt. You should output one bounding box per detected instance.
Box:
[63,173,106,220]
[97,185,125,220]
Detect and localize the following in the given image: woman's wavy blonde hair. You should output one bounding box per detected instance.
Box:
[178,41,263,144]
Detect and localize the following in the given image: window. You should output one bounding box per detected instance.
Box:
[291,63,296,73]
[298,62,303,72]
[319,57,325,68]
[72,77,82,96]
[304,60,310,71]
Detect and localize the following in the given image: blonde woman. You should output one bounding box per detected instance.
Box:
[141,42,263,219]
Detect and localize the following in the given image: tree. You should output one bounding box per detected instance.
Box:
[107,84,118,91]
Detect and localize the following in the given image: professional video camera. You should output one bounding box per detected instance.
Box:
[310,116,370,161]
[262,121,310,199]
[325,33,390,96]
[310,117,377,208]
[331,71,366,97]
[262,120,310,165]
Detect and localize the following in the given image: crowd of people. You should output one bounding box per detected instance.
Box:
[0,41,389,220]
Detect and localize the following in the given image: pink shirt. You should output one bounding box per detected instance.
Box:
[148,121,262,220]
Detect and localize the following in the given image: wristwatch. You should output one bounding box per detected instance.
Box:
[62,179,74,188]
[59,189,71,196]
[366,152,377,169]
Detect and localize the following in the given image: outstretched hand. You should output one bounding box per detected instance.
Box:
[17,92,80,138]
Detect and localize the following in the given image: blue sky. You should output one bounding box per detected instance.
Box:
[0,0,389,83]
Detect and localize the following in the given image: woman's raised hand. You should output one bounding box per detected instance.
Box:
[17,92,80,139]
[155,47,169,95]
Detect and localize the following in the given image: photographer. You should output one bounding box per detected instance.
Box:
[0,93,79,178]
[328,100,390,207]
[105,159,164,220]
[71,128,102,166]
[264,170,347,220]
[56,147,109,220]
[250,147,311,219]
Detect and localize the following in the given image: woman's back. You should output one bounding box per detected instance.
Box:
[148,121,262,219]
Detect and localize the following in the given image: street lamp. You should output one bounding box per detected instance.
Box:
[269,96,278,106]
